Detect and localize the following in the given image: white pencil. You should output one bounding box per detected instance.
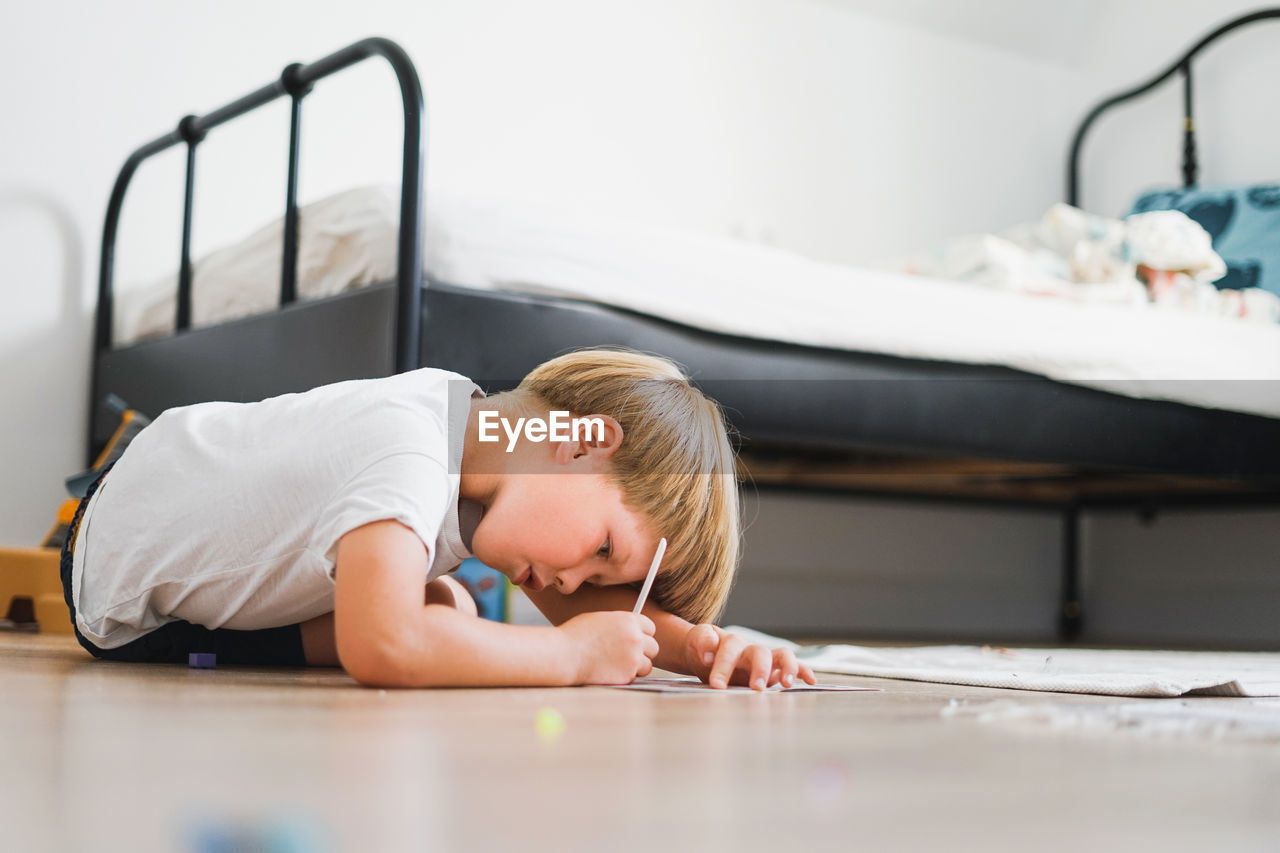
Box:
[633,537,667,614]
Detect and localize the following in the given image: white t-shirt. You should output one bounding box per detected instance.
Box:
[71,368,483,649]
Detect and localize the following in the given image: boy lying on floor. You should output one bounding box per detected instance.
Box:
[62,349,814,690]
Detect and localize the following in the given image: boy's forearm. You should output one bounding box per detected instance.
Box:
[521,586,694,674]
[341,604,578,688]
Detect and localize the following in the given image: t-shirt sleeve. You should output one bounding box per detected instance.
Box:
[309,451,450,578]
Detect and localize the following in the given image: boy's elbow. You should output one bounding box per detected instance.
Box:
[340,644,404,688]
[336,624,420,688]
[335,612,457,688]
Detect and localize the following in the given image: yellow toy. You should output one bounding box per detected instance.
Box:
[0,396,149,634]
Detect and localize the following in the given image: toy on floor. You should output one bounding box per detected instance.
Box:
[0,595,38,633]
[48,394,152,547]
[0,396,150,635]
[0,539,68,635]
[189,653,217,669]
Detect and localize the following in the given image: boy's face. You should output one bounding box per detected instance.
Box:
[468,471,661,596]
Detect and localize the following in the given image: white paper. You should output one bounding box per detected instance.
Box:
[611,676,879,694]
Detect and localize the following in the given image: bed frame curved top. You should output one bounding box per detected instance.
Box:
[1067,7,1280,208]
[92,37,427,460]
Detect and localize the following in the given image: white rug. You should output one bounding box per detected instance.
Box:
[727,627,1280,698]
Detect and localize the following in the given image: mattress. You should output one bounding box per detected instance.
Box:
[115,186,1280,418]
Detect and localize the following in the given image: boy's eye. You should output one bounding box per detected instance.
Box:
[598,536,612,559]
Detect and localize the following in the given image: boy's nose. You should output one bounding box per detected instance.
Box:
[553,568,584,594]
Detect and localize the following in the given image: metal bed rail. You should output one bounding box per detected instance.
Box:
[1067,7,1280,209]
[92,36,426,460]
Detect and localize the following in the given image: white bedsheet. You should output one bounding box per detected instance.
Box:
[117,186,1280,418]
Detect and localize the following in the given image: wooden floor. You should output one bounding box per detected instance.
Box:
[4,633,1280,853]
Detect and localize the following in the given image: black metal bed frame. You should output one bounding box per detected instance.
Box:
[93,36,427,451]
[91,28,1280,645]
[1067,7,1280,208]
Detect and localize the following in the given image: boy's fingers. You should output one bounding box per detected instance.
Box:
[745,645,771,690]
[707,634,746,688]
[775,648,799,687]
[800,663,817,685]
[644,636,659,659]
[687,623,721,669]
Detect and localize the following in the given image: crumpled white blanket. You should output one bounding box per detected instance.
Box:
[725,626,1280,698]
[883,203,1280,323]
[115,187,400,344]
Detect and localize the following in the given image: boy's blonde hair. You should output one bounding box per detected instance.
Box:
[509,348,740,624]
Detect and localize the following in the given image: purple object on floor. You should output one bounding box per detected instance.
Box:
[188,653,216,669]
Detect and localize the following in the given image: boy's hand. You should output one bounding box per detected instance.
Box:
[559,611,658,685]
[423,576,478,617]
[682,624,817,691]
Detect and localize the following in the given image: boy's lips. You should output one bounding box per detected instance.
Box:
[517,567,544,591]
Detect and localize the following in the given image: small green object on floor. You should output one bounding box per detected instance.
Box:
[534,707,566,742]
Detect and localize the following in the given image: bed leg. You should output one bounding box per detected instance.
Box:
[1058,503,1083,642]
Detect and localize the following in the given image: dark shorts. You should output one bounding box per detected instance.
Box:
[59,465,307,667]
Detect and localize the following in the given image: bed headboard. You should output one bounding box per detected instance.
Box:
[92,37,426,461]
[1067,8,1280,209]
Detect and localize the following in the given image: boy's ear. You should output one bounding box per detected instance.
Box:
[554,414,623,465]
